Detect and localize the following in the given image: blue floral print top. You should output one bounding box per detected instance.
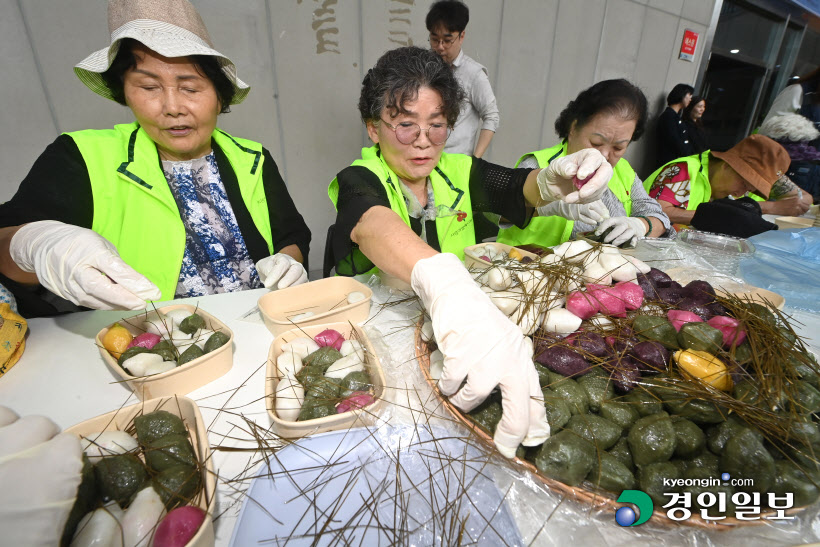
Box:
[162,153,262,297]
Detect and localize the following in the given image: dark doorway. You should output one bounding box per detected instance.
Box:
[700,53,767,151]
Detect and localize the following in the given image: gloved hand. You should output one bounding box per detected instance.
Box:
[595,216,646,247]
[0,407,84,546]
[9,221,161,310]
[539,199,610,225]
[536,148,613,204]
[256,253,308,290]
[411,253,550,458]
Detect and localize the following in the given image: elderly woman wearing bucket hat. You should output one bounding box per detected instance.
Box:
[0,0,310,317]
[644,134,811,236]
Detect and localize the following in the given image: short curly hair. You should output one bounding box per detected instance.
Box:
[554,79,648,142]
[101,38,234,114]
[358,46,463,127]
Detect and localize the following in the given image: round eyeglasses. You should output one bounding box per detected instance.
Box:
[429,33,461,48]
[380,119,451,145]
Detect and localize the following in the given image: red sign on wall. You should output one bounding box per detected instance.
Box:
[679,29,699,62]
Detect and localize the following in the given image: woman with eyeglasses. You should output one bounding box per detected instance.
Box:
[327,46,613,458]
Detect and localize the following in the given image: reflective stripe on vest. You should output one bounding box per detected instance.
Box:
[329,146,476,276]
[497,142,635,247]
[68,122,274,300]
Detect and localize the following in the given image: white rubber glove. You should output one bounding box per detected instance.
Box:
[256,253,308,290]
[0,407,84,547]
[536,148,613,204]
[595,216,646,247]
[538,199,610,225]
[9,221,161,310]
[411,253,550,458]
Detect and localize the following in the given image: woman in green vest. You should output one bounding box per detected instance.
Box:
[644,134,810,235]
[0,0,310,318]
[328,46,614,458]
[498,79,673,249]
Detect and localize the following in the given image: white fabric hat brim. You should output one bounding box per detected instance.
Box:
[75,20,249,105]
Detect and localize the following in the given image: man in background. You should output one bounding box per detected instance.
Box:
[655,83,694,168]
[427,0,499,158]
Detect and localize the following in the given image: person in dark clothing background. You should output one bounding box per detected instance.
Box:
[683,96,708,154]
[654,83,694,168]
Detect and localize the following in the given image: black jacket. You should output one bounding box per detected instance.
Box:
[656,107,695,168]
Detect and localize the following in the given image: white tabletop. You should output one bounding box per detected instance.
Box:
[0,288,277,544]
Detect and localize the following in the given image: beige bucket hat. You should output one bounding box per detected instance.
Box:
[74,0,249,104]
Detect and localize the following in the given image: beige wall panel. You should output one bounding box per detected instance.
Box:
[633,7,681,109]
[648,0,684,16]
[196,0,284,166]
[0,0,59,201]
[681,0,717,26]
[362,0,427,73]
[459,0,503,79]
[267,0,363,269]
[19,0,129,133]
[491,0,559,166]
[595,0,646,83]
[541,0,607,146]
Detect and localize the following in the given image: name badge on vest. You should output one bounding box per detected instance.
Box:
[436,204,468,222]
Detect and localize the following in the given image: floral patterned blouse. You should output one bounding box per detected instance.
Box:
[648,162,693,208]
[162,153,262,297]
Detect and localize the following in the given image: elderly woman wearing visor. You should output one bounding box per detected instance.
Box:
[0,0,310,318]
[328,46,614,457]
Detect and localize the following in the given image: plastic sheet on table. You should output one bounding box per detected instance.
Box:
[357,274,455,430]
[740,228,820,313]
[629,238,748,286]
[229,425,524,545]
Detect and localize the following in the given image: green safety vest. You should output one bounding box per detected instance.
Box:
[644,151,765,211]
[644,152,711,210]
[328,146,476,276]
[497,142,635,247]
[68,122,274,300]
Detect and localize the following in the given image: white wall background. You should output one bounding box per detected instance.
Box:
[0,0,716,271]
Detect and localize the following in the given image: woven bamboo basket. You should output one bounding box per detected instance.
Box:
[413,321,807,529]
